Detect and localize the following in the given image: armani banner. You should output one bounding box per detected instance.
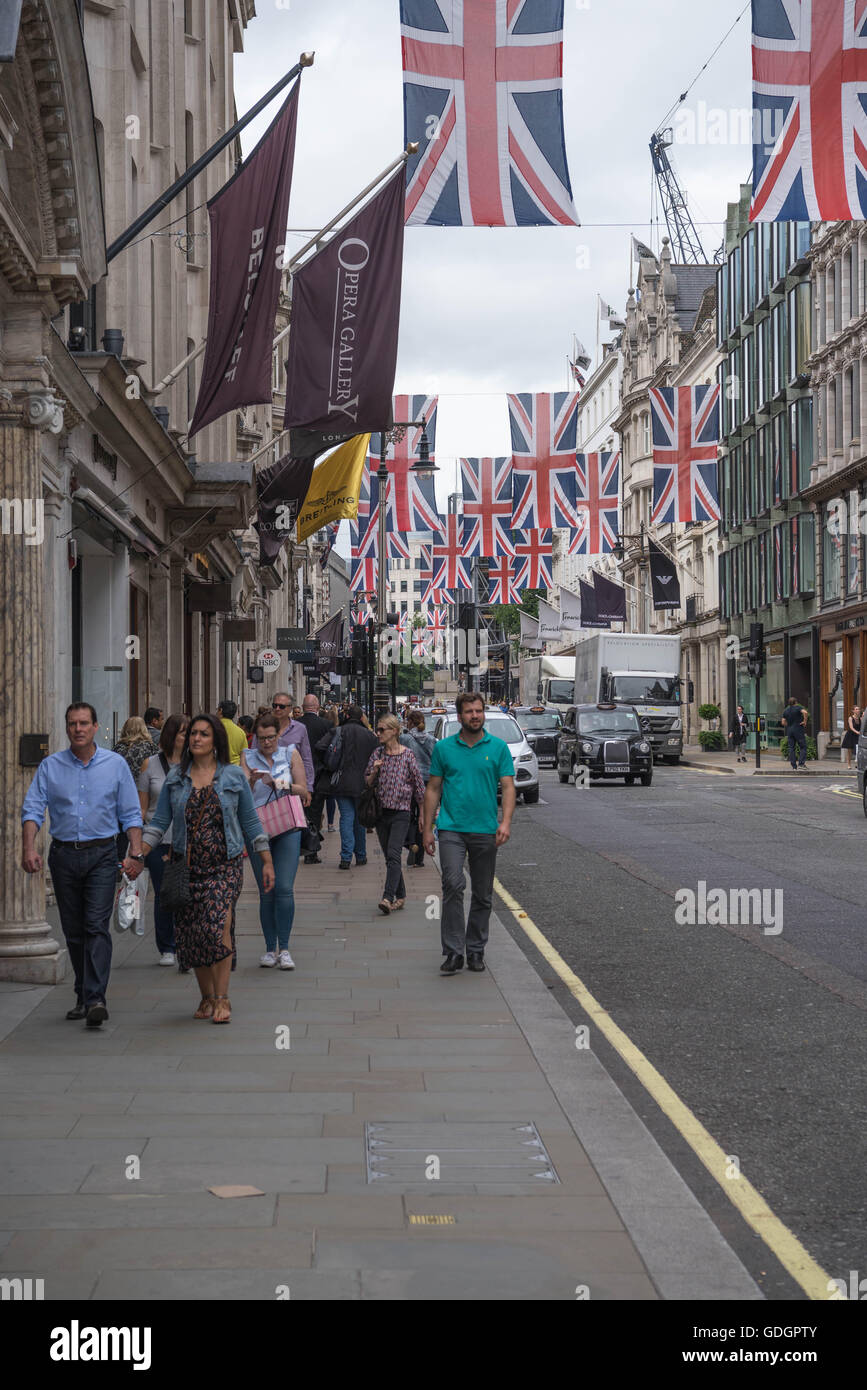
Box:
[284,167,404,459]
[190,82,300,437]
[578,577,610,629]
[254,453,315,567]
[593,572,627,623]
[648,537,681,610]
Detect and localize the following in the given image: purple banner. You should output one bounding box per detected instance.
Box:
[284,167,404,459]
[189,82,300,437]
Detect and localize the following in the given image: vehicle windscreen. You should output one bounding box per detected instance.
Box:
[611,676,680,703]
[518,714,562,731]
[548,680,574,705]
[577,710,641,735]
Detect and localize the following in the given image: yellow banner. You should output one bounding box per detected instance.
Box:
[296,433,371,542]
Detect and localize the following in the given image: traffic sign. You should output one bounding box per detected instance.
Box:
[257,648,282,673]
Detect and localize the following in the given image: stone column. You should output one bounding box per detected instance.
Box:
[0,387,67,982]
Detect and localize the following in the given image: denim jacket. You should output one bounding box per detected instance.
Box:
[141,762,268,859]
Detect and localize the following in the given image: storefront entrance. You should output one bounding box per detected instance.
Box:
[819,623,866,744]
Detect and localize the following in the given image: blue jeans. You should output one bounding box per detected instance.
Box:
[336,796,366,862]
[48,840,117,1006]
[787,729,807,767]
[326,796,336,826]
[145,843,175,954]
[250,829,301,951]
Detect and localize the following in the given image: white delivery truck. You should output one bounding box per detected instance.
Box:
[519,654,575,707]
[573,633,687,762]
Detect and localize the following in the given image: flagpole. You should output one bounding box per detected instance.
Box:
[106,55,314,262]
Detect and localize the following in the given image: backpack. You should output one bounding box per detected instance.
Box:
[324,726,343,772]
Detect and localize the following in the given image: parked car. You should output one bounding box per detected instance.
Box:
[557,704,653,786]
[511,704,563,767]
[432,711,540,802]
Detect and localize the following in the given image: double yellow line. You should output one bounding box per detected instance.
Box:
[494,878,838,1300]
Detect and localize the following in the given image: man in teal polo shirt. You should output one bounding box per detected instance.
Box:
[422,692,515,975]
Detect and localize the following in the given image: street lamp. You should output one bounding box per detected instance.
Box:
[375,417,439,717]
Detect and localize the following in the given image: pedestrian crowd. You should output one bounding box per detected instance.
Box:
[21,691,516,1024]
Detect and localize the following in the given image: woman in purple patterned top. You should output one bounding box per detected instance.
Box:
[365,715,426,914]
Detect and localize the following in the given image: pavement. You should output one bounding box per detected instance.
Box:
[0,827,764,1302]
[680,744,858,777]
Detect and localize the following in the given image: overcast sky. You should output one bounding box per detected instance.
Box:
[234,0,752,524]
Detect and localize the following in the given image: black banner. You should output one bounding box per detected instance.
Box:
[254,454,315,566]
[593,572,627,623]
[578,577,610,628]
[648,537,681,610]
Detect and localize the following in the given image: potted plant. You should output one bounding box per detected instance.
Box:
[697,702,725,752]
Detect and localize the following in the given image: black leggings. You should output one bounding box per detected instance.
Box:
[376,809,410,901]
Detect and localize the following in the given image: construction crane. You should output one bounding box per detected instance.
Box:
[649,129,708,265]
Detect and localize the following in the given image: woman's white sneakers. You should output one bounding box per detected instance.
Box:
[260,950,295,970]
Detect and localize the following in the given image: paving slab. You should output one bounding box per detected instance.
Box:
[88,1268,359,1300]
[4,1226,313,1271]
[0,1194,279,1230]
[79,1163,327,1195]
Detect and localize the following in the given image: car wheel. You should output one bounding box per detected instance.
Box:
[523,787,539,804]
[640,771,653,786]
[558,768,569,783]
[624,775,635,785]
[863,782,867,819]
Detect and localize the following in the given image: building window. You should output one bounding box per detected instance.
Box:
[742,333,753,421]
[400,581,407,593]
[742,435,755,522]
[848,489,860,595]
[641,412,650,455]
[771,301,786,395]
[789,397,812,493]
[824,501,842,600]
[800,513,816,593]
[847,360,861,444]
[829,375,844,451]
[834,257,843,333]
[787,281,812,382]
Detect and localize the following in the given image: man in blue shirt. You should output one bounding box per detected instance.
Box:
[21,703,144,1026]
[422,692,515,975]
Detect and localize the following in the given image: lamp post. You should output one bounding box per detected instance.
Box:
[374,417,436,716]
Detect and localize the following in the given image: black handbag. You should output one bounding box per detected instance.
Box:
[357,783,381,830]
[300,821,321,855]
[159,788,211,913]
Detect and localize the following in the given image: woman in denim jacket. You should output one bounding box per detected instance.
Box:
[143,713,274,1024]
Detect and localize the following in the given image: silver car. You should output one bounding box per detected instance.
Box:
[433,712,540,803]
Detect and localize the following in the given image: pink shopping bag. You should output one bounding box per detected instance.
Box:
[256,792,307,840]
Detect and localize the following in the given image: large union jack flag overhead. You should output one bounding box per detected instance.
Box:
[571,450,620,555]
[751,0,867,220]
[513,528,553,591]
[649,386,720,526]
[509,391,581,529]
[401,0,579,227]
[350,554,379,594]
[461,457,515,557]
[487,552,522,605]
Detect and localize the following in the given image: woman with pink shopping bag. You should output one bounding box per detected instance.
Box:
[242,713,309,970]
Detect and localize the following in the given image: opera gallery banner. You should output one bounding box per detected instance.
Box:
[283,167,405,459]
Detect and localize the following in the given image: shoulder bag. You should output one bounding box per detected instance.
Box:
[160,786,212,914]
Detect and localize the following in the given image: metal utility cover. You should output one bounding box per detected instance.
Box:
[365,1122,559,1186]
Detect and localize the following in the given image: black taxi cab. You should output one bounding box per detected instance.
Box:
[557,703,653,786]
[511,705,563,767]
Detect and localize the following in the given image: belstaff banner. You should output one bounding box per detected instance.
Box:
[295,433,371,542]
[284,167,404,459]
[189,82,300,437]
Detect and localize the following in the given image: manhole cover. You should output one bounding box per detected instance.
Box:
[364,1122,559,1185]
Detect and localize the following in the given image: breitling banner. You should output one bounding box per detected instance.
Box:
[295,433,371,542]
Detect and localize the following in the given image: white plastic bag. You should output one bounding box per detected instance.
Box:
[115,872,144,934]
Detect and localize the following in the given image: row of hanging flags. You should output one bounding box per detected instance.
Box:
[179,0,866,626]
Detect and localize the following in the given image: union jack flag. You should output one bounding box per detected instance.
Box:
[513,528,553,591]
[426,607,448,640]
[412,627,431,660]
[401,0,579,227]
[419,543,454,605]
[350,554,379,593]
[487,553,522,605]
[509,392,581,529]
[461,457,515,557]
[319,520,340,570]
[571,450,620,555]
[352,597,375,626]
[431,514,473,591]
[357,466,371,524]
[649,386,720,526]
[353,479,412,561]
[751,0,867,221]
[369,394,441,533]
